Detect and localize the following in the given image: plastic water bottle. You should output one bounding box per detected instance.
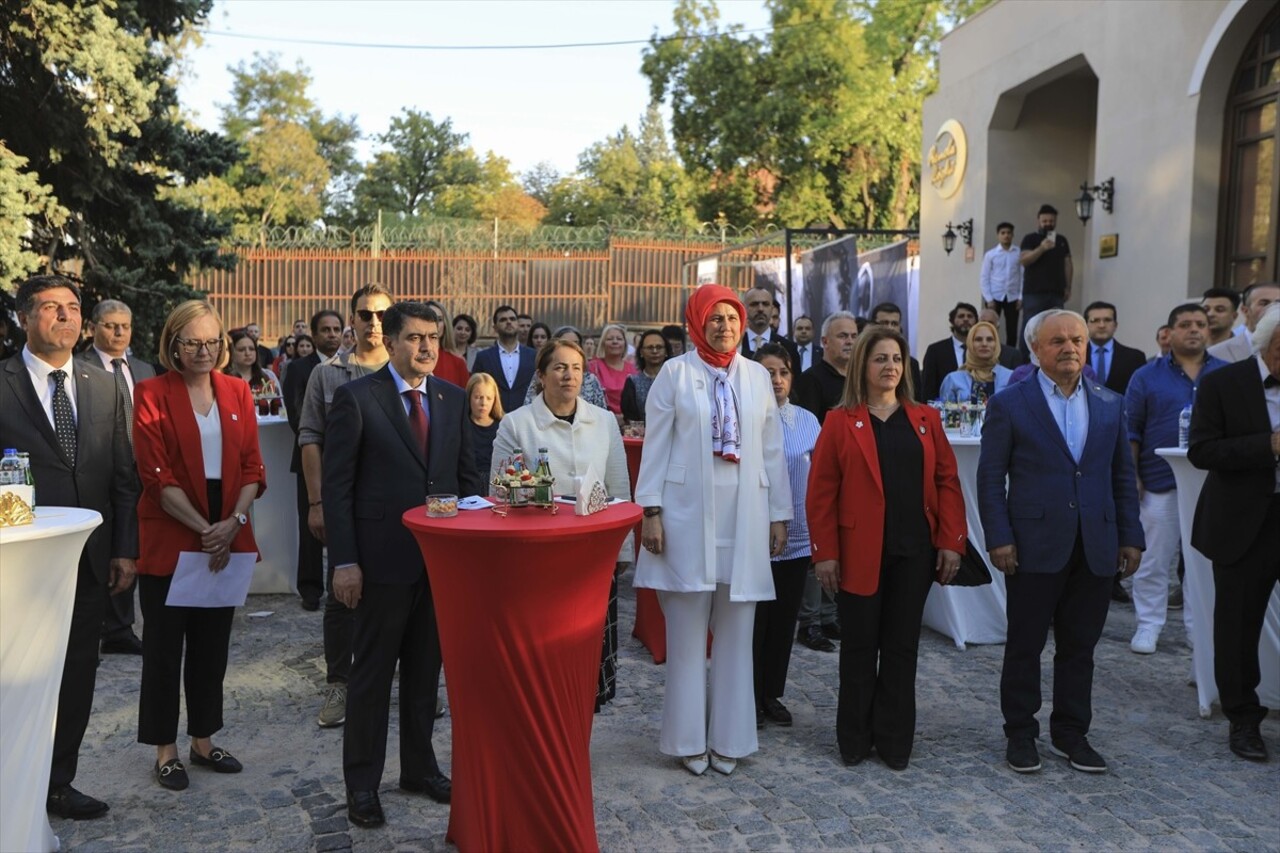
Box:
[1178,388,1195,449]
[0,448,18,485]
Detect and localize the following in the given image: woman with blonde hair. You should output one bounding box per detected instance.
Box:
[587,323,637,416]
[465,371,504,479]
[938,321,1013,403]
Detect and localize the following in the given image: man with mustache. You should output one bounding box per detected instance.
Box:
[740,287,801,370]
[978,309,1143,775]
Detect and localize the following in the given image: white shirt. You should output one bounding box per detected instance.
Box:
[196,400,223,479]
[21,346,78,427]
[980,244,1023,302]
[387,362,429,417]
[92,346,135,397]
[497,340,521,388]
[796,342,814,372]
[1259,355,1280,493]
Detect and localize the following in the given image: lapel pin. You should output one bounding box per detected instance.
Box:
[437,393,443,400]
[920,424,927,434]
[231,413,238,421]
[855,420,864,428]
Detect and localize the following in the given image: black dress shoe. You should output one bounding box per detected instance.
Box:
[1229,722,1269,762]
[841,747,871,767]
[101,633,144,655]
[154,759,189,791]
[300,596,320,612]
[821,622,841,641]
[761,697,793,726]
[797,625,836,652]
[189,745,243,773]
[880,754,910,771]
[47,785,110,819]
[347,790,385,828]
[1110,577,1131,603]
[400,772,451,804]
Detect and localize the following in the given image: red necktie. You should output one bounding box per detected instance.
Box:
[404,389,429,456]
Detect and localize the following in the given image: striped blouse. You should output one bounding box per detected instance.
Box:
[775,401,821,561]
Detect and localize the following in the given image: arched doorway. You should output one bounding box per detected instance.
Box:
[1220,6,1280,289]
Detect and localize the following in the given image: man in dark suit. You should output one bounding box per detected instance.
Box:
[472,304,535,413]
[740,288,801,368]
[324,301,482,828]
[76,298,154,655]
[1188,302,1280,762]
[1083,301,1146,395]
[870,302,924,395]
[921,302,979,401]
[282,308,344,610]
[792,315,821,372]
[0,275,139,820]
[978,309,1143,776]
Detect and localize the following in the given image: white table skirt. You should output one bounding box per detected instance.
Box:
[249,416,298,594]
[0,507,102,853]
[921,436,1008,649]
[1155,448,1280,718]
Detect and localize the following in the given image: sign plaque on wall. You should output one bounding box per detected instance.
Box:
[928,120,968,199]
[1099,234,1119,259]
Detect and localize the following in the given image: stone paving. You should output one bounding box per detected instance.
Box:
[56,576,1279,852]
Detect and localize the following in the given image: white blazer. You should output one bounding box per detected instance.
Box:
[490,393,633,561]
[633,351,792,601]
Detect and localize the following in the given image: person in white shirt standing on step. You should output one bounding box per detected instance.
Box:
[980,222,1023,349]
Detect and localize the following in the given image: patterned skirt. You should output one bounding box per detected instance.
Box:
[595,576,619,711]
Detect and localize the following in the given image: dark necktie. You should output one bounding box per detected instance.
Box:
[1095,346,1109,384]
[1265,374,1280,389]
[112,358,134,446]
[404,389,429,457]
[50,369,77,464]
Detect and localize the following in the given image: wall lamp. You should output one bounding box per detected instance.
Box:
[1075,178,1115,224]
[942,218,973,255]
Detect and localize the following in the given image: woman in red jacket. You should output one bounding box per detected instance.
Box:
[133,300,266,791]
[807,325,965,771]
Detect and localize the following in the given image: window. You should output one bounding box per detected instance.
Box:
[1221,7,1280,289]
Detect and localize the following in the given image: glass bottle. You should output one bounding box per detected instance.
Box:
[534,447,553,504]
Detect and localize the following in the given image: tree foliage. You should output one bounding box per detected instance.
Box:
[0,0,238,360]
[642,0,990,230]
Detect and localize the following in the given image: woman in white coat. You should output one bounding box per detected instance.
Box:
[634,285,792,776]
[490,339,632,709]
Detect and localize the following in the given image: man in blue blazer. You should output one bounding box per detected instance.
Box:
[471,304,536,412]
[323,301,482,828]
[978,309,1144,776]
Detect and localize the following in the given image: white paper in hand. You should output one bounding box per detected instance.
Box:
[166,551,257,608]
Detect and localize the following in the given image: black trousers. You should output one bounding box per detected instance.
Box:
[343,575,443,791]
[836,549,935,762]
[753,556,809,702]
[1213,497,1280,726]
[1001,532,1110,743]
[324,560,354,684]
[990,298,1021,348]
[50,556,106,789]
[295,468,324,602]
[101,576,137,642]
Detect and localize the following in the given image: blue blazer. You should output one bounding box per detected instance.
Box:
[976,376,1143,576]
[472,344,536,414]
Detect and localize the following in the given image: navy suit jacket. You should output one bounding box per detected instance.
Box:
[1085,339,1146,395]
[322,368,482,585]
[472,344,536,413]
[977,375,1143,576]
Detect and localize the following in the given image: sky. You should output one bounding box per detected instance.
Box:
[179,0,772,178]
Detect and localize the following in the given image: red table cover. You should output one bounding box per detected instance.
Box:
[624,438,669,664]
[403,502,642,853]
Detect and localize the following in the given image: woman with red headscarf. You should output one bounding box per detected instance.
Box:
[633,285,793,776]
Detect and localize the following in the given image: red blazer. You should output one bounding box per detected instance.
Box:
[434,350,470,388]
[806,404,966,595]
[133,370,267,576]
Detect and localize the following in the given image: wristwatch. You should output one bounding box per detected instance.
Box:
[234,512,248,526]
[643,506,662,518]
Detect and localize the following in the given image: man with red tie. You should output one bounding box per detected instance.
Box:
[323,301,482,828]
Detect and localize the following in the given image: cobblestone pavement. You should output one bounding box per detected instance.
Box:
[57,575,1278,852]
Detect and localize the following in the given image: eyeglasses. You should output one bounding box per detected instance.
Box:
[356,309,387,322]
[176,338,224,354]
[99,323,131,333]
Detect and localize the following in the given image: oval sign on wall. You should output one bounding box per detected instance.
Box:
[929,119,968,199]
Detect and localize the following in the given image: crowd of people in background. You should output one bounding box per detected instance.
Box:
[1,209,1277,830]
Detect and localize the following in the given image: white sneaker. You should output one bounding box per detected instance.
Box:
[1130,627,1159,655]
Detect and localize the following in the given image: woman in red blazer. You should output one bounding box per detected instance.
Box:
[133,300,266,792]
[806,325,966,771]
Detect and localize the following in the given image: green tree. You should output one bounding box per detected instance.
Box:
[352,109,475,223]
[643,0,990,230]
[520,161,560,208]
[436,152,547,227]
[0,0,237,360]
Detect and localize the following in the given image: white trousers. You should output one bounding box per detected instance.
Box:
[657,584,758,758]
[1133,489,1192,636]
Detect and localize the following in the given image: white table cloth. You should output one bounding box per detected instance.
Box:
[0,507,102,853]
[921,435,1009,649]
[249,416,298,594]
[1155,448,1280,718]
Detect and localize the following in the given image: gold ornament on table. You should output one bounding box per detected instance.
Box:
[490,447,557,517]
[0,491,34,527]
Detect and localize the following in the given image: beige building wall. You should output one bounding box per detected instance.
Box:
[918,0,1274,355]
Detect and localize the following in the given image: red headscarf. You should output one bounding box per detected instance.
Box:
[685,285,745,369]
